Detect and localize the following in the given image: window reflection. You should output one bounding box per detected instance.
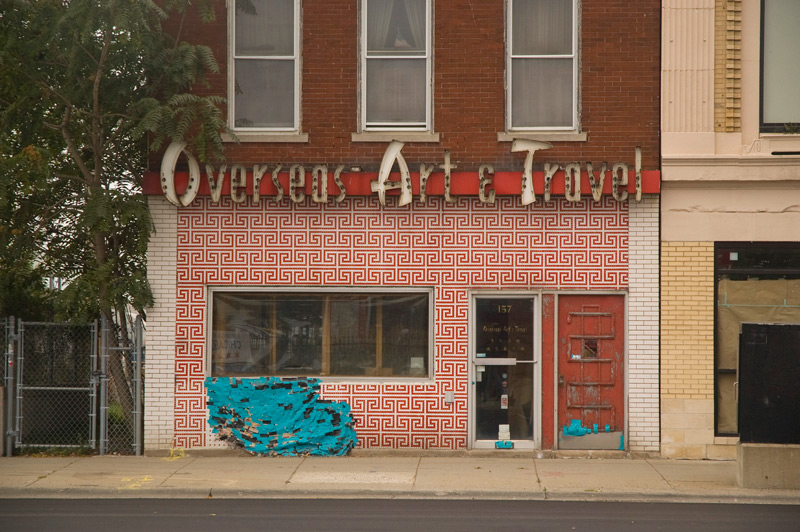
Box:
[212,292,429,378]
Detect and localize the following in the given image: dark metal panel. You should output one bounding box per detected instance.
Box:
[738,323,800,444]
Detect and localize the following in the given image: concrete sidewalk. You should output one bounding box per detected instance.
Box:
[0,451,798,504]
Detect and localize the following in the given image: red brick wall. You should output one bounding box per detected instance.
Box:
[164,1,659,170]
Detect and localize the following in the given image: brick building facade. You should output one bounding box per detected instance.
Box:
[143,0,662,452]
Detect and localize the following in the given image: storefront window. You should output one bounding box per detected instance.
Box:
[715,243,800,435]
[211,291,430,378]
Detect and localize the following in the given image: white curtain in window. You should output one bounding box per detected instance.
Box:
[236,0,294,56]
[512,0,572,55]
[367,0,395,51]
[511,0,574,129]
[365,0,427,125]
[403,0,426,52]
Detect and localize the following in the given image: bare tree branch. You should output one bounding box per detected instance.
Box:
[59,106,95,184]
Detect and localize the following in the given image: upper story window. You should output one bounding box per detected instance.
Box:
[361,0,431,131]
[760,0,800,133]
[507,0,578,131]
[230,0,300,131]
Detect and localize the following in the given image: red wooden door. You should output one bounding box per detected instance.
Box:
[557,295,625,447]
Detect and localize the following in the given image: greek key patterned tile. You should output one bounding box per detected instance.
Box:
[172,196,628,449]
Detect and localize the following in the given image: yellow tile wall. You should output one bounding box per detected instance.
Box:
[661,242,721,459]
[661,242,715,399]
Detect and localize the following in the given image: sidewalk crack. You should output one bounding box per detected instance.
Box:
[412,456,422,490]
[159,455,198,488]
[285,455,306,484]
[644,456,675,490]
[26,457,83,487]
[532,457,547,499]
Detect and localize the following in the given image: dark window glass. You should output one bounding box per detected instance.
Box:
[212,292,429,377]
[475,298,534,361]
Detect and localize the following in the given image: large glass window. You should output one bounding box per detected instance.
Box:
[760,0,800,132]
[714,243,800,435]
[508,0,578,130]
[231,0,299,130]
[361,0,431,130]
[211,291,431,378]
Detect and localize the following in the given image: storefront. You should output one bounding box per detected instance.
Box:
[142,141,661,452]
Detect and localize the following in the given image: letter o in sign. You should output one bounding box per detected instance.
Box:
[160,141,201,207]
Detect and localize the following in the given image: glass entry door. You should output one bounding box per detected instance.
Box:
[472,296,536,447]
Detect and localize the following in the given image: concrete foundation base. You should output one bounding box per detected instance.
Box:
[559,431,624,450]
[737,442,800,489]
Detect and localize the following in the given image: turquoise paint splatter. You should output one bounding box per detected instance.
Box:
[563,419,591,436]
[206,377,358,456]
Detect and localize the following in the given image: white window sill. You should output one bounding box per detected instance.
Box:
[497,132,588,142]
[222,132,309,143]
[352,132,440,143]
[759,132,800,139]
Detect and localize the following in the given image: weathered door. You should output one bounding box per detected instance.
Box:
[557,295,625,450]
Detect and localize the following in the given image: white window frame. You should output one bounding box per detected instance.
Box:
[506,0,579,133]
[359,0,433,132]
[759,0,800,133]
[207,286,435,382]
[228,0,301,133]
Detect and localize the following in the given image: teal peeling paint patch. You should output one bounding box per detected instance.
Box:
[563,419,591,436]
[206,377,358,456]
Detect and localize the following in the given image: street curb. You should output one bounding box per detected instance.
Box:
[1,487,797,504]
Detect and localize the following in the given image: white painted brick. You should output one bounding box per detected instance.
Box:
[627,197,660,451]
[144,196,178,450]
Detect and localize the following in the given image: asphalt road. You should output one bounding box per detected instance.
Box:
[1,499,799,531]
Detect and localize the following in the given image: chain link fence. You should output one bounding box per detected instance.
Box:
[3,317,12,456]
[16,321,98,449]
[100,315,143,455]
[3,316,143,455]
[2,317,8,383]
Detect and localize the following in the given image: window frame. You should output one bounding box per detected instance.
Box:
[359,0,433,132]
[228,0,301,133]
[506,0,579,133]
[759,0,800,134]
[207,286,435,381]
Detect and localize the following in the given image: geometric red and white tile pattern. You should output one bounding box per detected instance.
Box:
[173,195,628,448]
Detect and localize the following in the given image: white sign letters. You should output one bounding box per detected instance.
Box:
[159,141,644,207]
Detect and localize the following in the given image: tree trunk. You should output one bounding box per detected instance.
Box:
[103,309,135,428]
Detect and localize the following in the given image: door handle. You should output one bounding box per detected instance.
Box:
[734,381,738,401]
[559,375,565,387]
